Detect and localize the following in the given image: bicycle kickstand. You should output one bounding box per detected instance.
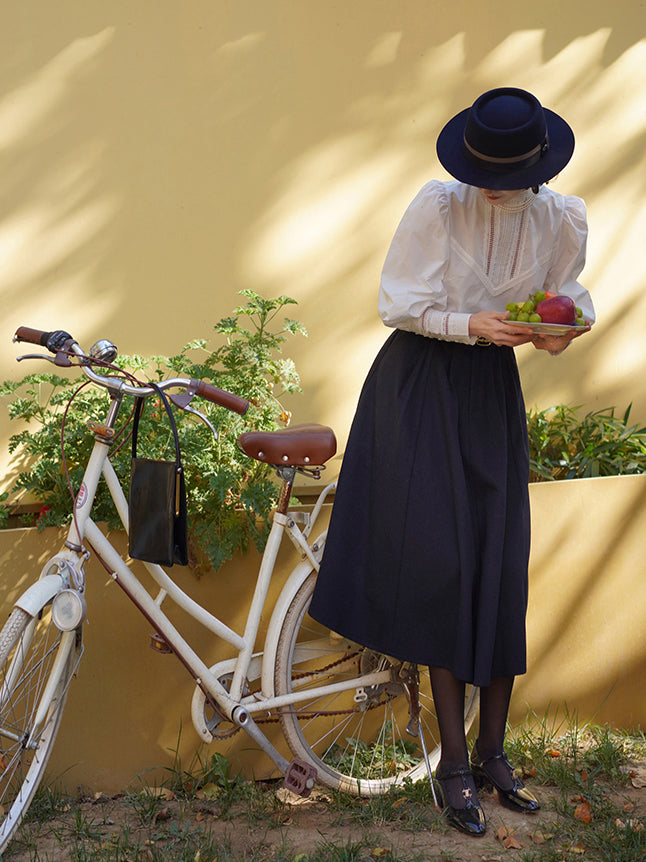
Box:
[401,665,440,807]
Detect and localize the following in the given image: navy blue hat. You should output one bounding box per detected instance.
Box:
[436,88,575,190]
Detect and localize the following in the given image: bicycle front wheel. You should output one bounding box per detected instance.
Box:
[274,571,479,795]
[0,603,80,853]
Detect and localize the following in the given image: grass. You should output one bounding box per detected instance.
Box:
[505,710,646,862]
[4,713,645,861]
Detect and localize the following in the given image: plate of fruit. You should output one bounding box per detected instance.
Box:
[502,291,587,333]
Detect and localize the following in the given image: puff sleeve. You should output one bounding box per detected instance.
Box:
[545,195,595,323]
[379,182,474,341]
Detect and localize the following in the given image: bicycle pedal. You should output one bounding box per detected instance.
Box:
[150,633,173,654]
[284,759,317,798]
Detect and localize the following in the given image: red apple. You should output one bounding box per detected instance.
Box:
[535,295,577,325]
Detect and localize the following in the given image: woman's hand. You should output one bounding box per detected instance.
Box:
[532,321,592,355]
[468,310,534,346]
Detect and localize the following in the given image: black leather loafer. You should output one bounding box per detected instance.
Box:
[434,767,487,837]
[470,747,541,813]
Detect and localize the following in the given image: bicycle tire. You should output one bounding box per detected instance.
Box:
[275,570,479,795]
[0,603,80,853]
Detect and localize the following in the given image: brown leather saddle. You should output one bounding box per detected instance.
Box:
[238,423,337,468]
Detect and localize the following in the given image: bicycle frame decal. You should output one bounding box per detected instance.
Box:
[75,483,88,509]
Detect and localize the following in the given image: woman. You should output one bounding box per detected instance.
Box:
[309,87,594,836]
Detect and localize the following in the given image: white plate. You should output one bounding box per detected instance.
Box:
[503,320,587,335]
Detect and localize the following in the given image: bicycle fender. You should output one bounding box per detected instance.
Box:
[260,531,327,697]
[14,574,65,616]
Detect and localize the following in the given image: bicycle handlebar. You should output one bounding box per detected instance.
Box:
[14,326,47,345]
[14,327,72,351]
[13,326,250,416]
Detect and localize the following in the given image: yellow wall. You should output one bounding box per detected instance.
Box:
[0,0,644,790]
[0,1,645,477]
[0,474,643,792]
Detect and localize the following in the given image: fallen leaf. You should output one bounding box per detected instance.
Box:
[574,801,593,824]
[144,786,175,800]
[93,791,110,803]
[370,849,391,859]
[623,802,635,813]
[152,807,171,824]
[496,825,511,842]
[616,817,643,832]
[195,783,220,801]
[503,835,523,849]
[625,763,646,788]
[570,844,586,854]
[495,826,522,848]
[547,748,561,758]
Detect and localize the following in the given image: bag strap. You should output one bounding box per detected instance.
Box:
[132,382,183,472]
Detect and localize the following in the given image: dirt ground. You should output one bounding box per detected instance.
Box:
[7,762,646,861]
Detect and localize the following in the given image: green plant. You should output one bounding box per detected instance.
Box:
[527,404,646,482]
[0,291,306,571]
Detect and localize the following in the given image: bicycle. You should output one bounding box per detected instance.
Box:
[0,326,478,853]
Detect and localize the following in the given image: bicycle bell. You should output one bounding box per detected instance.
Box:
[89,339,118,363]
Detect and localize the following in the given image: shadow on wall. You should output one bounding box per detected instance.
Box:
[512,474,646,730]
[0,2,644,458]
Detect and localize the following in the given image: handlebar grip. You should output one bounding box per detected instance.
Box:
[193,380,249,415]
[14,327,74,354]
[14,326,49,346]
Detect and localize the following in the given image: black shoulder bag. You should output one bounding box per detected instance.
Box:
[128,383,189,566]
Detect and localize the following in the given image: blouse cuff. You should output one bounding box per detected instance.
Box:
[421,309,475,343]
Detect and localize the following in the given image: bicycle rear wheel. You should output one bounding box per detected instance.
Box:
[0,603,80,853]
[274,570,479,795]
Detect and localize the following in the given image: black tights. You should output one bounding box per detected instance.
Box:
[429,667,515,805]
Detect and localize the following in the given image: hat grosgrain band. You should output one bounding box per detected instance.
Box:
[436,87,574,190]
[462,134,549,167]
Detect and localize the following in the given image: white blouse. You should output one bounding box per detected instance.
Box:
[379,181,595,344]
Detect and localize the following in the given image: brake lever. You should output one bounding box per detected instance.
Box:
[168,399,218,440]
[17,352,73,367]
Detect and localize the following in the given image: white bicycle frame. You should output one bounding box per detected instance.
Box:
[35,422,391,777]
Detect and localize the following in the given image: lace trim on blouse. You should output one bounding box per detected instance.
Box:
[483,190,535,285]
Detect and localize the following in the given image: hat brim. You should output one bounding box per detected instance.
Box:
[436,106,575,190]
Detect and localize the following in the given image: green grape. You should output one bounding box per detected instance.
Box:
[522,300,535,313]
[533,291,546,303]
[506,302,517,312]
[507,311,518,321]
[529,313,542,323]
[517,312,530,322]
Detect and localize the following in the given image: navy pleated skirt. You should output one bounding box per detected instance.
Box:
[309,330,530,687]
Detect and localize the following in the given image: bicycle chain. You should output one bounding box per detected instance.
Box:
[213,649,397,735]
